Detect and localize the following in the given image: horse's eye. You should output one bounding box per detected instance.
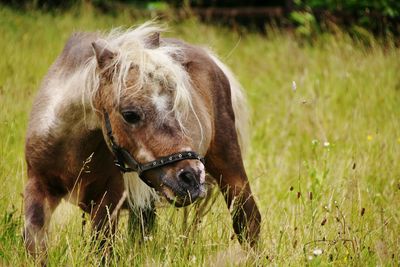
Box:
[121,111,141,124]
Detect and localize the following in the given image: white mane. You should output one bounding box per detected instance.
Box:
[83,22,195,132]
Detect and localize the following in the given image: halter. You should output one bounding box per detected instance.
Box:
[103,112,205,186]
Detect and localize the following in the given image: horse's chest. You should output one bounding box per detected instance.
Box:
[61,131,114,177]
[27,129,115,190]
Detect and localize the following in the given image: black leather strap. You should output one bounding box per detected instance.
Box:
[139,151,205,174]
[104,112,140,171]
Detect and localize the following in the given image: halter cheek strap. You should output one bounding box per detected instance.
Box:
[103,112,205,186]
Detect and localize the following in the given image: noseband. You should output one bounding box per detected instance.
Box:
[103,112,205,187]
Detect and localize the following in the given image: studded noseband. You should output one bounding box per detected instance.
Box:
[103,112,205,187]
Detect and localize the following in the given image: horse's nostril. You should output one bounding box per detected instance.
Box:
[178,169,197,187]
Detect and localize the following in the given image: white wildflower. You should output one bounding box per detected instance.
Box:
[323,141,330,147]
[313,248,323,256]
[292,81,297,92]
[190,255,197,263]
[144,235,153,242]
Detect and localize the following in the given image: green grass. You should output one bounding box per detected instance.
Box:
[1,5,400,266]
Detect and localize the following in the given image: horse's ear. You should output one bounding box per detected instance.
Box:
[91,40,115,69]
[146,32,160,49]
[171,52,190,68]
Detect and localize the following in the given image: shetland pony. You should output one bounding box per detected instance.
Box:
[24,22,261,257]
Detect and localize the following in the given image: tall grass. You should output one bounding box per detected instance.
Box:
[0,5,399,266]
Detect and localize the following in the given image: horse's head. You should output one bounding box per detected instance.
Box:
[90,33,206,207]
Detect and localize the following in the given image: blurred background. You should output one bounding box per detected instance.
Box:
[1,0,399,37]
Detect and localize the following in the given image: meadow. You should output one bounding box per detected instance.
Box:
[0,5,399,266]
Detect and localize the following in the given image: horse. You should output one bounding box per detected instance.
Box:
[24,22,261,258]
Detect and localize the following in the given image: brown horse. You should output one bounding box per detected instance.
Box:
[24,22,261,258]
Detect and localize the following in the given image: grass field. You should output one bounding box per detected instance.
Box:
[1,5,400,266]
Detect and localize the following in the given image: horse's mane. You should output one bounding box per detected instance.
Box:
[82,22,194,132]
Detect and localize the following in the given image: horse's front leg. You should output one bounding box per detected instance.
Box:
[24,170,61,263]
[86,175,125,252]
[206,136,261,247]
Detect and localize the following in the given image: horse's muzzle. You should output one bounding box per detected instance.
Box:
[161,166,207,207]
